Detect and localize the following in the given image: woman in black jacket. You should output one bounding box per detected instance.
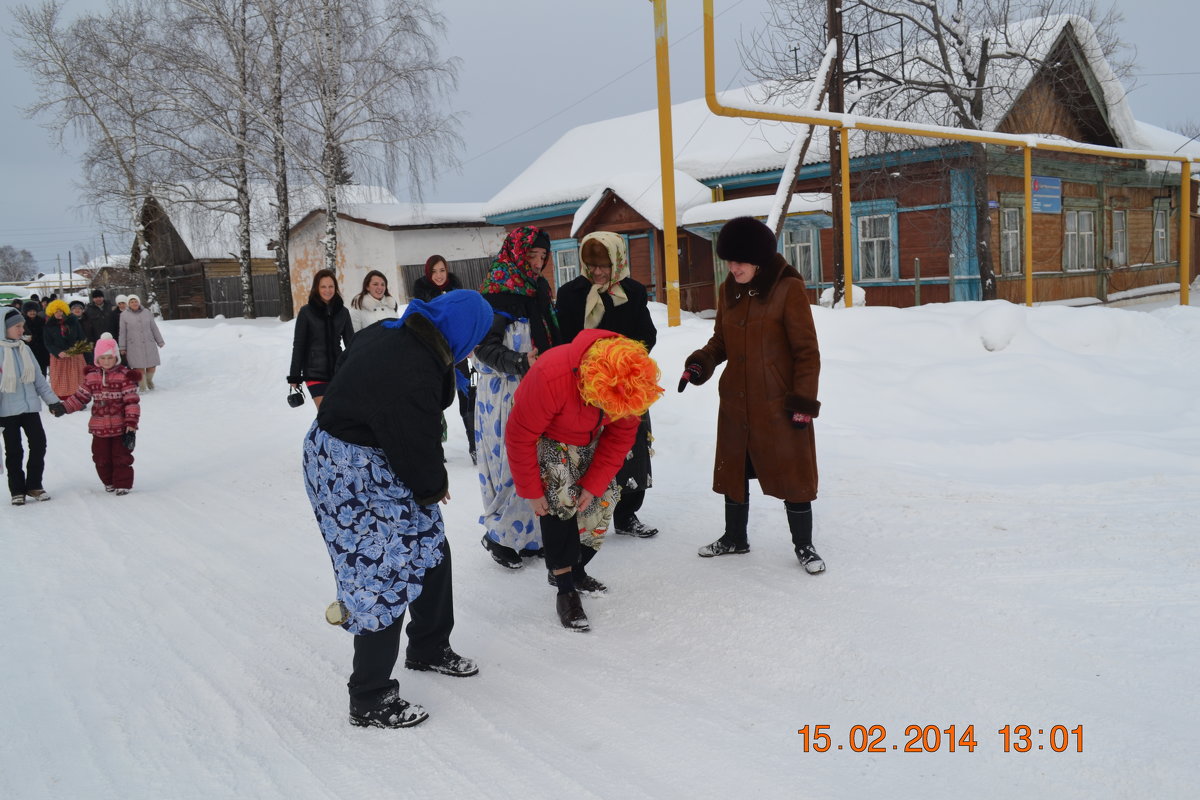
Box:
[303,290,493,729]
[288,269,354,409]
[411,254,464,302]
[412,255,475,463]
[556,231,660,539]
[20,301,50,375]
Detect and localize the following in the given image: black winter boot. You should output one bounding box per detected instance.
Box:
[698,498,750,557]
[786,502,825,574]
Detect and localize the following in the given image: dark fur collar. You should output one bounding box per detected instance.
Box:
[404,312,453,368]
[722,253,800,308]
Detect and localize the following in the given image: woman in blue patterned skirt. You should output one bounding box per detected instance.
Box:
[302,290,492,729]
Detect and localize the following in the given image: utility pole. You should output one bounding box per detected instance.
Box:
[101,233,108,260]
[827,0,847,307]
[651,0,681,327]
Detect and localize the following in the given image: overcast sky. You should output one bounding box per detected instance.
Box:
[1,0,1196,275]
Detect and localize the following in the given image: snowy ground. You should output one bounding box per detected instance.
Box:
[3,298,1198,799]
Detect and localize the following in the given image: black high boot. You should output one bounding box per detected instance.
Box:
[698,498,750,557]
[786,501,825,574]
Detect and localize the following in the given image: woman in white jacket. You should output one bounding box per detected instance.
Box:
[348,271,400,332]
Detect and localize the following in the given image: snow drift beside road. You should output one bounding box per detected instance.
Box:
[3,300,1198,799]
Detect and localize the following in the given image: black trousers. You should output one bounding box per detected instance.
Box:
[347,541,456,711]
[2,413,47,496]
[541,512,595,573]
[613,488,645,528]
[456,361,476,453]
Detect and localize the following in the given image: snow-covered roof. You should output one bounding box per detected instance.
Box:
[83,254,131,271]
[336,202,489,228]
[681,193,832,227]
[483,85,806,219]
[485,15,1173,221]
[25,274,91,290]
[861,14,1140,145]
[570,171,711,237]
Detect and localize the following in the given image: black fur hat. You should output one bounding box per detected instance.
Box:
[716,216,778,269]
[531,229,552,252]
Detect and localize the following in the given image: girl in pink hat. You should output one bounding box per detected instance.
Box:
[61,333,142,495]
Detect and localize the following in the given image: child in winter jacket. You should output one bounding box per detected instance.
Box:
[62,333,141,495]
[2,307,66,505]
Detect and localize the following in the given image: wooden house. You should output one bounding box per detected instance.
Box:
[482,17,1198,311]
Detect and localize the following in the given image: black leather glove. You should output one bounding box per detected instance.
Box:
[123,432,136,452]
[677,363,702,393]
[47,402,66,417]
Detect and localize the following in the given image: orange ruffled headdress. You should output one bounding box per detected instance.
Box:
[578,336,663,420]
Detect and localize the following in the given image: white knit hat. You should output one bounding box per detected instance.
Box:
[115,294,129,306]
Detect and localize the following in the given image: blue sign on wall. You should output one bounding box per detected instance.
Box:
[1032,176,1062,214]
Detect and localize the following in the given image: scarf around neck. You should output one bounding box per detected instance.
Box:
[0,339,38,394]
[579,231,630,329]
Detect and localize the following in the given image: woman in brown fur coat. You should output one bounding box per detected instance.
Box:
[679,216,825,574]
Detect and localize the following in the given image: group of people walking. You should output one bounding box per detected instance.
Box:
[296,216,827,729]
[1,288,160,506]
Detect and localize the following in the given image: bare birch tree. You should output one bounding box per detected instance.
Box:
[743,0,1132,300]
[149,0,268,319]
[286,0,461,272]
[11,0,171,299]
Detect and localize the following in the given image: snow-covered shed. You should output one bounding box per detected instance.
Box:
[288,195,506,311]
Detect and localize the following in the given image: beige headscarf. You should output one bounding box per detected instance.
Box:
[578,231,630,330]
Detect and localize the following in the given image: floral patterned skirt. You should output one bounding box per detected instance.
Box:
[302,421,445,634]
[537,435,622,552]
[475,318,539,553]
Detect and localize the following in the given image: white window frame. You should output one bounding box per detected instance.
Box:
[1111,210,1127,267]
[1000,208,1023,275]
[857,214,892,281]
[553,243,579,288]
[1153,207,1169,263]
[1063,209,1095,272]
[783,227,821,283]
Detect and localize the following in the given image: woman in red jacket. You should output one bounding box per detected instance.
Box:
[505,331,662,631]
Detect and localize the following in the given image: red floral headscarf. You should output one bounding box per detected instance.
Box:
[480,226,544,297]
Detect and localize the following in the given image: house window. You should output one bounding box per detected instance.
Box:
[784,227,821,283]
[552,242,579,288]
[857,214,892,281]
[1111,210,1127,267]
[1153,206,1169,263]
[1000,208,1023,275]
[711,233,729,288]
[1063,210,1095,272]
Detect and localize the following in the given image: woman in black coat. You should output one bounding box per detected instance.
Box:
[288,269,354,410]
[412,255,475,462]
[555,231,659,538]
[411,254,464,302]
[20,301,49,374]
